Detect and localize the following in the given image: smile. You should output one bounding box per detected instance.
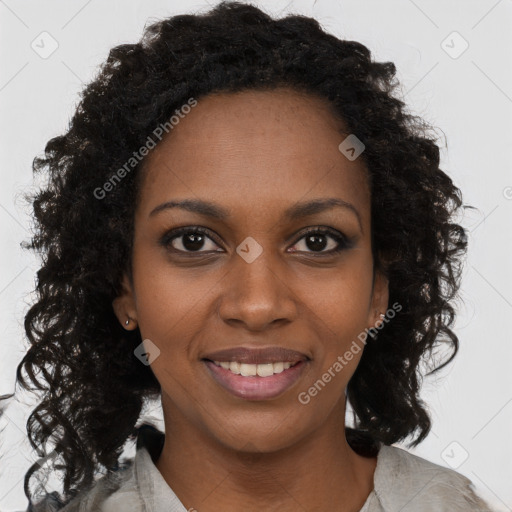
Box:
[203,359,308,400]
[211,360,298,377]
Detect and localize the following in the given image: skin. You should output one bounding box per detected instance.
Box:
[113,87,389,512]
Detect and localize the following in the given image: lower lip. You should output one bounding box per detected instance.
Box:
[203,360,308,400]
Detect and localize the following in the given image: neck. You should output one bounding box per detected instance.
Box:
[154,396,377,512]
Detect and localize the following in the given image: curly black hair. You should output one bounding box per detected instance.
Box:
[1,1,470,507]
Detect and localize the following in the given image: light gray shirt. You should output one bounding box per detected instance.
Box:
[32,431,494,512]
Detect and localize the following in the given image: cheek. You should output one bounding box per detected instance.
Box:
[129,252,214,381]
[296,262,373,381]
[300,259,374,330]
[132,241,214,330]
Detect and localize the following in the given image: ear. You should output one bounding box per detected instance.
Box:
[367,269,389,328]
[112,273,138,330]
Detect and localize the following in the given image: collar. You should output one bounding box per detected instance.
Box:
[133,425,488,512]
[133,424,396,511]
[134,425,188,512]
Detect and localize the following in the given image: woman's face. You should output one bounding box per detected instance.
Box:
[114,88,388,452]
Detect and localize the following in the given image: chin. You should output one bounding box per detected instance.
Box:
[209,420,307,454]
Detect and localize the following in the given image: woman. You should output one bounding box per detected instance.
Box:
[2,2,493,511]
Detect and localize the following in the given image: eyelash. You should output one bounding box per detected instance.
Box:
[159,226,352,257]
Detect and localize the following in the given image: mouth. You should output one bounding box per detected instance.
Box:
[202,358,309,400]
[206,359,301,376]
[201,346,309,365]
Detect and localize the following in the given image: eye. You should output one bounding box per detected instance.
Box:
[289,227,350,255]
[160,226,352,256]
[160,227,223,254]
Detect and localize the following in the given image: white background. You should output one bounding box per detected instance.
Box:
[1,0,511,510]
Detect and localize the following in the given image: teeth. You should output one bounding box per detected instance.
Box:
[212,360,295,376]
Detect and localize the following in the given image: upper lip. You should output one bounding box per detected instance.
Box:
[202,346,309,364]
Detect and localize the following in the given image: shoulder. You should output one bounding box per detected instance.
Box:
[29,460,139,512]
[29,425,165,512]
[373,445,494,511]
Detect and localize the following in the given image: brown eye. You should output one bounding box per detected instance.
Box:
[289,227,351,255]
[160,227,223,254]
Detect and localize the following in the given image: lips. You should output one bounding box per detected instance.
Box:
[203,359,309,400]
[201,346,309,365]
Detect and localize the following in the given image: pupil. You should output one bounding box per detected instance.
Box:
[183,233,204,251]
[307,234,326,251]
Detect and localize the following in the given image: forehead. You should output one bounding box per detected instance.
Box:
[136,88,370,225]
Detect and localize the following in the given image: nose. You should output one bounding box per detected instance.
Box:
[217,250,299,331]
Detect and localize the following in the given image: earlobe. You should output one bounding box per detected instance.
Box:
[112,274,138,329]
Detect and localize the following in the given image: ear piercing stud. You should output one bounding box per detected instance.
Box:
[125,317,137,327]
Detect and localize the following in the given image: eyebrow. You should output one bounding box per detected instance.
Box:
[149,197,363,231]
